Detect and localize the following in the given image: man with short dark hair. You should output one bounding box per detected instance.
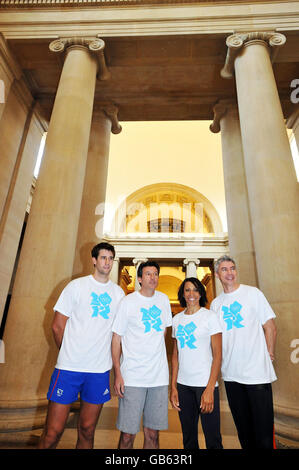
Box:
[112,260,172,449]
[210,255,277,449]
[39,242,124,449]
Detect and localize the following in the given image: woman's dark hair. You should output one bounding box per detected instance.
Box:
[178,277,207,308]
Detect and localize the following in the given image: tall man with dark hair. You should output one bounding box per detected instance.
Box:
[112,261,172,449]
[210,255,277,449]
[39,242,124,449]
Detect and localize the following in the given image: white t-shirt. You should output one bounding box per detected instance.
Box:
[172,308,222,387]
[54,275,125,373]
[112,290,172,387]
[210,284,277,384]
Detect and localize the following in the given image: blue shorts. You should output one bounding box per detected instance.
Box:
[47,368,111,405]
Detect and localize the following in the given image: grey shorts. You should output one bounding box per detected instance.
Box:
[116,385,169,435]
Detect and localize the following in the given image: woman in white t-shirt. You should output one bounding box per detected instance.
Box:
[171,277,223,449]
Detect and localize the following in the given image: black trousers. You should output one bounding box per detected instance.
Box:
[177,383,223,449]
[224,381,275,449]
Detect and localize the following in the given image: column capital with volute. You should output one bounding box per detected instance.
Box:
[133,257,149,267]
[221,32,286,79]
[183,258,200,279]
[49,37,110,80]
[183,258,200,267]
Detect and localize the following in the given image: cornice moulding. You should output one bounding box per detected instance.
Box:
[0,0,296,7]
[0,2,299,39]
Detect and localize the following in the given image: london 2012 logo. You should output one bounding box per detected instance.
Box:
[90,292,112,319]
[176,322,197,349]
[222,301,245,330]
[141,305,162,333]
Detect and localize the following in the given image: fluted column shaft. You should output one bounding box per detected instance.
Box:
[210,101,257,286]
[72,105,122,277]
[0,39,102,431]
[224,32,299,444]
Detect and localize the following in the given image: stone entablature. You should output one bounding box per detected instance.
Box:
[1,0,297,7]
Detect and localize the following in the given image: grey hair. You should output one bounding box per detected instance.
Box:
[214,255,236,273]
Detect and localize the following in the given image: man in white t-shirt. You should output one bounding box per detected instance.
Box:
[39,242,124,449]
[112,261,172,449]
[210,255,277,449]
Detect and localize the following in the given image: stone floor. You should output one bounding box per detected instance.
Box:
[0,394,297,455]
[0,396,240,450]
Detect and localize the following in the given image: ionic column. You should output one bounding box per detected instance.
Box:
[222,32,299,445]
[0,38,107,431]
[72,104,122,277]
[0,104,46,326]
[110,257,120,284]
[183,258,200,278]
[133,258,148,291]
[210,100,257,286]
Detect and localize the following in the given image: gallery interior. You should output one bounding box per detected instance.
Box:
[0,0,299,449]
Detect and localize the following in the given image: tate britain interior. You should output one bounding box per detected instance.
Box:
[0,0,299,450]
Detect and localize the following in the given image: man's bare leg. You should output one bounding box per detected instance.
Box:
[76,400,103,449]
[118,431,136,449]
[143,427,159,449]
[38,401,71,449]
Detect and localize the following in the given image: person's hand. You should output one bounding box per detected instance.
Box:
[170,388,181,411]
[200,387,214,414]
[269,352,275,362]
[114,373,125,398]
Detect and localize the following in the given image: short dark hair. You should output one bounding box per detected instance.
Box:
[91,242,115,260]
[137,260,160,279]
[178,277,207,308]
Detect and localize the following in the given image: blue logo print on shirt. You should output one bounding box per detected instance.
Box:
[222,301,244,330]
[176,322,197,349]
[90,292,112,319]
[141,305,162,333]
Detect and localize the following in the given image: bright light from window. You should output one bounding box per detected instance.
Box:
[290,134,299,182]
[33,132,47,178]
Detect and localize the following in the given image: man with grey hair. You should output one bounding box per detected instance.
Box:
[210,255,277,449]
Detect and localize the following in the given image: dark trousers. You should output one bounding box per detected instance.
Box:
[177,383,223,449]
[224,381,275,449]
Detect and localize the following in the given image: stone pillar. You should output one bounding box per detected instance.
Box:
[210,100,257,286]
[0,80,33,224]
[222,32,299,446]
[0,104,47,325]
[183,258,200,278]
[0,37,107,431]
[72,104,122,277]
[0,33,22,122]
[110,257,120,284]
[133,258,148,291]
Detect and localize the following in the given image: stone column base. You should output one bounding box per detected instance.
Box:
[275,405,299,448]
[0,399,77,432]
